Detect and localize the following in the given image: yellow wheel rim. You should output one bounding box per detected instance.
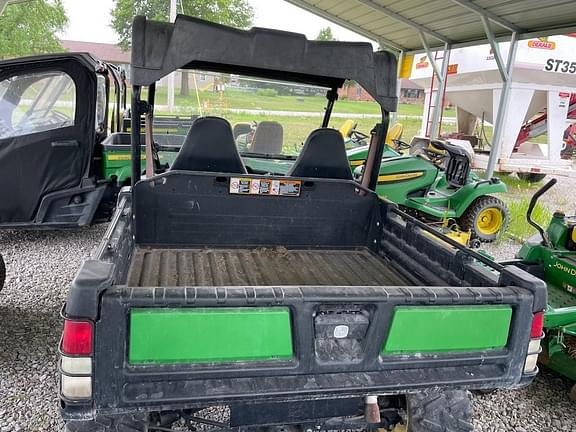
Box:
[476,207,503,235]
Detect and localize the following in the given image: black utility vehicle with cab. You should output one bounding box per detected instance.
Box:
[0,53,126,229]
[60,16,547,432]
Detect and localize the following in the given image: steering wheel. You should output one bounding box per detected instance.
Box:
[48,110,73,125]
[392,139,411,151]
[349,129,369,147]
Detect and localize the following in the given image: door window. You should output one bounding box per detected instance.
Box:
[95,74,107,133]
[0,71,76,139]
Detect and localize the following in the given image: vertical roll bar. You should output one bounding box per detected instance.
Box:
[131,85,142,188]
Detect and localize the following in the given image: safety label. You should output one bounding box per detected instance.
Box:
[229,177,301,197]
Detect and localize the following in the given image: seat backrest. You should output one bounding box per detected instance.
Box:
[287,128,352,180]
[233,122,252,139]
[430,139,471,187]
[338,119,355,138]
[385,123,403,144]
[171,116,246,174]
[251,121,283,154]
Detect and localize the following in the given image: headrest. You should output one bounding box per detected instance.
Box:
[171,116,246,174]
[287,128,352,180]
[251,121,283,154]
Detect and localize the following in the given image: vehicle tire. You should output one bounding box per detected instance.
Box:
[459,196,508,242]
[406,389,473,432]
[0,253,5,291]
[517,172,547,183]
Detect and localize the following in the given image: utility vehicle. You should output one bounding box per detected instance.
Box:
[60,15,547,432]
[0,53,127,228]
[508,179,576,399]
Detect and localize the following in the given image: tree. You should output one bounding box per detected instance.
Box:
[0,0,68,59]
[315,26,336,41]
[111,0,254,96]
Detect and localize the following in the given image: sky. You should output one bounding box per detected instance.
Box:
[60,0,373,45]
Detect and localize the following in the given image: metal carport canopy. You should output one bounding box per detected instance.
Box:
[284,0,576,53]
[286,0,576,178]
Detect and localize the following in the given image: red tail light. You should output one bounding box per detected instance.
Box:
[61,320,93,355]
[530,312,545,338]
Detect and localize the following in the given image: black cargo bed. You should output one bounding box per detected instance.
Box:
[127,247,412,287]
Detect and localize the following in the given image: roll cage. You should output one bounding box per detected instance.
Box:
[129,14,398,191]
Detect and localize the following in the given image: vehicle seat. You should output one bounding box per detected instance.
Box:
[287,128,352,180]
[385,123,403,145]
[431,139,471,187]
[251,121,283,154]
[171,116,247,174]
[233,122,252,139]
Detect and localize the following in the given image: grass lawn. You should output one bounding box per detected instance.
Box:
[145,86,455,117]
[175,112,458,152]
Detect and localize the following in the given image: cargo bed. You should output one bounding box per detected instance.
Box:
[61,170,547,429]
[127,247,412,287]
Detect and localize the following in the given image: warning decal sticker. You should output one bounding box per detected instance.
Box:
[230,177,301,197]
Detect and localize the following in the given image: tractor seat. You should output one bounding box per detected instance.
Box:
[287,128,352,180]
[431,139,471,187]
[251,121,283,154]
[171,116,247,174]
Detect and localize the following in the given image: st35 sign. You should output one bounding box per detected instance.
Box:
[544,58,576,74]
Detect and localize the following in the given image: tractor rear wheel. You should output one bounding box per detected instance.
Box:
[459,196,508,242]
[406,389,473,432]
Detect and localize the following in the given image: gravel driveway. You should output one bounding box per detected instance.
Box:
[0,176,575,431]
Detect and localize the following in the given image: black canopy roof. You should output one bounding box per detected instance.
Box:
[130,15,398,112]
[0,53,102,72]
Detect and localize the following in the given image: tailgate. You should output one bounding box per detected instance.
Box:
[91,282,537,414]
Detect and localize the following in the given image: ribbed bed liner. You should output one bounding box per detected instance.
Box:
[127,247,411,287]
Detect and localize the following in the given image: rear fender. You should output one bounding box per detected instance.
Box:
[451,181,508,218]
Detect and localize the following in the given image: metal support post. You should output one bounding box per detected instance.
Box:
[485,31,518,178]
[430,43,450,138]
[420,32,450,138]
[392,50,404,124]
[167,0,177,112]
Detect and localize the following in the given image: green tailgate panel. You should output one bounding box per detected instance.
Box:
[129,307,293,364]
[382,305,512,354]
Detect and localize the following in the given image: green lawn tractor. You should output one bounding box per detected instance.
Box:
[353,137,508,242]
[511,178,576,399]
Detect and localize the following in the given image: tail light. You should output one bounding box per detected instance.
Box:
[530,311,544,338]
[59,317,93,400]
[524,311,544,373]
[61,320,93,355]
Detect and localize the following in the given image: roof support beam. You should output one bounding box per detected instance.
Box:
[418,32,442,80]
[356,0,451,44]
[481,16,508,81]
[419,32,451,138]
[284,0,405,52]
[486,31,518,178]
[448,0,522,33]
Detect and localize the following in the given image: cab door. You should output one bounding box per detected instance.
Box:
[0,58,95,224]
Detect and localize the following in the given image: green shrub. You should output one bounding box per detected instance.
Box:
[256,88,278,97]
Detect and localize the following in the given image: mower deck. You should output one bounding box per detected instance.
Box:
[127,247,412,287]
[548,283,576,309]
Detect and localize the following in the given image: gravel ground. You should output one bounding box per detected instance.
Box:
[0,176,575,431]
[0,226,106,432]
